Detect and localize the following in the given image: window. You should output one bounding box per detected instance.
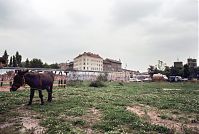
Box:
[83,67,85,70]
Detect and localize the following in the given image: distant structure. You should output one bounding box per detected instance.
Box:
[103,58,122,72]
[58,62,74,71]
[174,61,183,68]
[67,62,74,71]
[74,52,103,71]
[58,63,67,70]
[0,57,6,68]
[187,58,197,68]
[156,60,167,71]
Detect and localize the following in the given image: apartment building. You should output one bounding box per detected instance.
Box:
[103,58,122,72]
[74,52,103,71]
[187,58,197,68]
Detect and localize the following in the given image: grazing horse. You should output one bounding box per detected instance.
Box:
[10,70,54,105]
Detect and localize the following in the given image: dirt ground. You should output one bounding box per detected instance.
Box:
[0,86,11,92]
[127,104,199,133]
[0,86,26,92]
[0,106,46,134]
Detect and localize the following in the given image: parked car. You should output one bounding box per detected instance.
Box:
[152,73,168,81]
[143,77,152,82]
[169,76,182,82]
[129,78,142,82]
[182,78,188,82]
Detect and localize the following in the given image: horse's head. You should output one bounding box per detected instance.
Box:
[10,70,28,92]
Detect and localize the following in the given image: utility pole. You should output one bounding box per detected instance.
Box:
[125,64,127,82]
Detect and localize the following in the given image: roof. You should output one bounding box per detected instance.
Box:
[104,58,121,64]
[74,52,103,59]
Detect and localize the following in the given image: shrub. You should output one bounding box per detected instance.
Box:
[118,82,124,86]
[89,80,106,88]
[97,73,108,82]
[67,80,83,87]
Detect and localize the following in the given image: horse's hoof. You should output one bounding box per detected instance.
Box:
[40,103,44,105]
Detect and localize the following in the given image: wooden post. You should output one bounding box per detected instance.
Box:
[58,79,61,87]
[1,77,3,87]
[61,79,63,87]
[64,79,66,88]
[10,81,12,86]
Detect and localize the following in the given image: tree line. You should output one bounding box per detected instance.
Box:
[1,50,59,69]
[148,64,199,80]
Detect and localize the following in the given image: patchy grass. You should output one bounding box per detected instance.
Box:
[0,82,199,133]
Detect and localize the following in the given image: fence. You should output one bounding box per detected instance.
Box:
[0,68,130,90]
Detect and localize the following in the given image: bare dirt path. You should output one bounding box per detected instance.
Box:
[0,105,46,134]
[127,104,199,133]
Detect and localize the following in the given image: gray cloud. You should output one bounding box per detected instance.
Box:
[111,0,163,25]
[0,0,198,71]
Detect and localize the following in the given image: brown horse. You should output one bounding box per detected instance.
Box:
[10,70,54,105]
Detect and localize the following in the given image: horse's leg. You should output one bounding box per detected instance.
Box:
[38,90,44,105]
[47,85,53,102]
[28,89,35,105]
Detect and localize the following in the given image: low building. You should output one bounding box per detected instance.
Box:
[174,61,183,68]
[74,52,103,71]
[58,63,67,70]
[108,71,130,81]
[187,58,197,68]
[67,62,74,71]
[103,58,122,72]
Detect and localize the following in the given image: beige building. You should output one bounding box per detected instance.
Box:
[103,58,122,72]
[74,52,103,71]
[108,71,130,81]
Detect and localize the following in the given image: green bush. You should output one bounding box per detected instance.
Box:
[67,80,83,87]
[97,73,108,82]
[89,80,106,88]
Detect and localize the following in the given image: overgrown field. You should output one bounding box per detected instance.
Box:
[0,82,199,134]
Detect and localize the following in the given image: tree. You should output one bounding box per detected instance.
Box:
[163,66,171,77]
[21,61,26,67]
[148,65,155,78]
[2,50,9,66]
[189,67,197,79]
[9,56,13,67]
[170,66,183,77]
[183,64,189,78]
[148,65,162,78]
[15,51,22,67]
[196,67,199,79]
[25,58,30,68]
[12,56,17,67]
[43,63,50,68]
[29,58,43,68]
[50,63,59,69]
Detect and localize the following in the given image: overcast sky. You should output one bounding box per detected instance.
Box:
[0,0,198,71]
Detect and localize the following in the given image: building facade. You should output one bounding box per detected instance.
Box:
[103,58,122,72]
[58,63,67,70]
[187,58,197,68]
[74,52,103,71]
[174,61,183,68]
